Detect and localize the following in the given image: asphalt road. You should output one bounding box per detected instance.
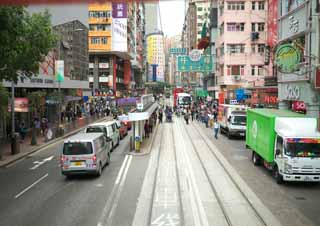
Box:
[198,120,320,226]
[0,129,150,226]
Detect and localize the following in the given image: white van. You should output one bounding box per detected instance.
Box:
[61,133,111,177]
[89,121,120,150]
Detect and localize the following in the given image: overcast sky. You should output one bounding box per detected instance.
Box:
[159,0,185,37]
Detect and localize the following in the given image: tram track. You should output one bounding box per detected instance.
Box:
[180,119,267,226]
[147,122,184,226]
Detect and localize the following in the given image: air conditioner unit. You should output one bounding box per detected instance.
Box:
[234,75,241,81]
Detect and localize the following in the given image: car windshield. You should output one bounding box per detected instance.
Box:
[232,116,246,125]
[86,127,104,133]
[63,142,93,155]
[285,139,320,157]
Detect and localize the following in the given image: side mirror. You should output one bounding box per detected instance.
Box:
[227,117,231,122]
[276,149,281,155]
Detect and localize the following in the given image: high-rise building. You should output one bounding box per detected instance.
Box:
[147,32,165,82]
[216,0,267,103]
[88,2,146,96]
[145,3,158,35]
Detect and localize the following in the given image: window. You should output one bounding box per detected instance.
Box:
[63,142,93,155]
[251,66,255,75]
[101,37,108,44]
[258,23,265,31]
[251,44,256,53]
[198,23,202,27]
[220,23,224,34]
[258,1,265,10]
[227,23,245,31]
[251,23,256,32]
[251,65,265,75]
[258,65,264,75]
[227,44,245,54]
[91,37,100,44]
[257,44,265,53]
[227,65,244,75]
[198,7,203,11]
[198,15,203,20]
[252,1,256,10]
[227,2,245,10]
[219,45,225,56]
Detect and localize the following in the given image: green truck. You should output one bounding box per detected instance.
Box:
[246,109,320,184]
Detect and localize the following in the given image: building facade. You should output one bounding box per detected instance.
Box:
[88,2,146,97]
[145,3,158,35]
[146,32,165,82]
[275,0,320,117]
[215,0,267,103]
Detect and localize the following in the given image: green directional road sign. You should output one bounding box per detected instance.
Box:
[169,48,187,55]
[177,55,213,72]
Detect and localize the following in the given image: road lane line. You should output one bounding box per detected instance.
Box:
[14,173,49,199]
[115,155,129,184]
[97,154,130,226]
[105,155,132,226]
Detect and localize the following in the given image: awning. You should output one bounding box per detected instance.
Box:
[128,102,158,121]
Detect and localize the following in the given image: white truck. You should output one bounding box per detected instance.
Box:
[218,104,247,139]
[246,109,320,184]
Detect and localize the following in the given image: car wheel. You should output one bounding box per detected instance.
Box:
[252,152,261,166]
[273,165,283,184]
[66,175,73,180]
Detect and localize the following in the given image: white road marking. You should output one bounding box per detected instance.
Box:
[152,213,180,226]
[97,155,132,226]
[115,155,129,184]
[29,155,54,170]
[14,173,48,199]
[105,155,132,226]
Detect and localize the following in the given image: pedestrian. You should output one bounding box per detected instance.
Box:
[214,120,220,139]
[144,121,149,138]
[19,121,27,142]
[184,111,190,125]
[149,118,153,133]
[35,117,41,136]
[209,113,214,128]
[159,110,163,123]
[191,109,195,121]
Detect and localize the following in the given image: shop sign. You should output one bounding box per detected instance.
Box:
[99,63,109,69]
[8,98,29,112]
[292,101,306,113]
[264,95,278,104]
[275,44,301,73]
[285,84,300,100]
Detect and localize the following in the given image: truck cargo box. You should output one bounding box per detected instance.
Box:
[246,109,304,163]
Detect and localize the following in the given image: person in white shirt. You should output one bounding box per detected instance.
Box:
[213,120,220,139]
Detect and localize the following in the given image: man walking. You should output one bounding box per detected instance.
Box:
[184,110,190,125]
[213,120,220,139]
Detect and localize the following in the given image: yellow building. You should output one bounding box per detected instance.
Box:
[88,2,112,52]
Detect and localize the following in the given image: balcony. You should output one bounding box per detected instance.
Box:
[88,17,112,25]
[89,30,111,37]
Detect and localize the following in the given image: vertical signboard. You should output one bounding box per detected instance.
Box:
[55,60,64,82]
[267,0,278,47]
[112,3,127,52]
[151,64,158,82]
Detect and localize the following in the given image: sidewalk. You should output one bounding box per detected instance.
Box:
[0,115,112,167]
[129,122,160,156]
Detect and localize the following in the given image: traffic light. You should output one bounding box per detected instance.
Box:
[251,32,259,41]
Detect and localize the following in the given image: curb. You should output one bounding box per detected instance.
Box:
[128,123,159,157]
[0,117,109,168]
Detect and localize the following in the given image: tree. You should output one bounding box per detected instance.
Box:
[27,91,46,145]
[0,6,56,82]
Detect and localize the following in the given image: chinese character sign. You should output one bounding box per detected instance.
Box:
[112,3,127,18]
[177,55,213,72]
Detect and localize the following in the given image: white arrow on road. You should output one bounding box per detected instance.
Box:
[30,155,54,170]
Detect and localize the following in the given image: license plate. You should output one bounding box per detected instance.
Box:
[73,161,83,166]
[240,133,245,136]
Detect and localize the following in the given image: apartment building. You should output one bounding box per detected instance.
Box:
[216,0,267,101]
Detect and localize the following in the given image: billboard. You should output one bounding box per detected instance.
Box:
[267,0,278,47]
[55,60,64,82]
[112,3,127,52]
[8,98,29,112]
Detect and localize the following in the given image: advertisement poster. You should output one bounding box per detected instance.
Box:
[8,98,29,112]
[55,60,64,82]
[112,3,127,52]
[267,0,278,47]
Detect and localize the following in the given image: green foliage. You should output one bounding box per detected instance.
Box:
[0,83,9,118]
[27,91,46,117]
[0,6,56,82]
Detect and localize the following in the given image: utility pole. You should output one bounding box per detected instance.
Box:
[11,81,17,154]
